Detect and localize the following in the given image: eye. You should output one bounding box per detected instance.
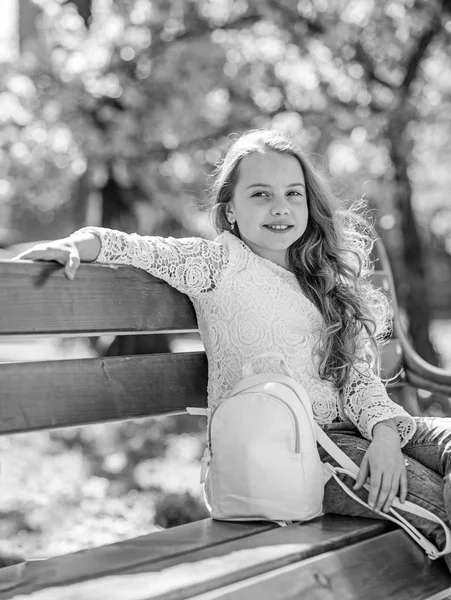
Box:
[287,191,305,202]
[251,191,269,198]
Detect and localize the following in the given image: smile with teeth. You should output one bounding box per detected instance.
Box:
[265,225,292,230]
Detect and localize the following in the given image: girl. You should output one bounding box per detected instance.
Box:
[14,129,451,568]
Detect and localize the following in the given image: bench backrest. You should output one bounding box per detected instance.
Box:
[0,259,207,435]
[0,233,405,436]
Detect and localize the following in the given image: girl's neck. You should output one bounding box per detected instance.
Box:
[233,233,291,271]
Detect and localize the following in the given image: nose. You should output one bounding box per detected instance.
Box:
[270,196,290,217]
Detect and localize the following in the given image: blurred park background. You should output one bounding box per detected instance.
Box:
[0,0,451,563]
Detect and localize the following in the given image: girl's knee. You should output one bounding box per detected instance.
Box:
[409,417,451,447]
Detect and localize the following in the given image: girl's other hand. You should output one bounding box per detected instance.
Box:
[11,239,81,280]
[353,423,407,514]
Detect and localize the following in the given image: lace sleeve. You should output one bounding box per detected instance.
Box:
[72,227,228,297]
[341,333,417,447]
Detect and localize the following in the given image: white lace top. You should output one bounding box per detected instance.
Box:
[75,227,416,446]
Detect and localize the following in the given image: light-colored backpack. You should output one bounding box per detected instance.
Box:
[187,353,451,560]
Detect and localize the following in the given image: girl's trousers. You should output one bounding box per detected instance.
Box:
[320,417,451,570]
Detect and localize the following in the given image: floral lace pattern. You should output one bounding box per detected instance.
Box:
[74,227,416,446]
[75,227,228,296]
[342,360,416,444]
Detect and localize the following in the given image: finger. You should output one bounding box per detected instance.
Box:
[368,472,382,510]
[65,251,80,280]
[374,475,393,512]
[399,470,408,503]
[382,476,399,513]
[353,456,369,490]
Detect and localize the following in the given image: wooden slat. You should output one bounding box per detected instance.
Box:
[0,519,276,598]
[0,260,198,336]
[0,340,405,435]
[0,516,390,599]
[0,352,207,434]
[369,236,451,396]
[191,530,451,600]
[405,369,451,397]
[0,263,394,337]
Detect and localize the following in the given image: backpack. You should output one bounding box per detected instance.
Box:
[187,352,451,560]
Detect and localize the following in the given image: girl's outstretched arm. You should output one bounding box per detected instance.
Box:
[69,226,228,297]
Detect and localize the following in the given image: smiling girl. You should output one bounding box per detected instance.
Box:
[221,150,309,267]
[14,129,451,567]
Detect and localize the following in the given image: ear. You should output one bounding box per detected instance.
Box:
[225,203,234,219]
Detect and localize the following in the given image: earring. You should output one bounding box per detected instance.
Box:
[229,217,235,231]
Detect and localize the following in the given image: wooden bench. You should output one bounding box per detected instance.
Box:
[1,232,451,600]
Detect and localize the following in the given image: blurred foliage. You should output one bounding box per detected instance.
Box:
[154,491,209,528]
[1,0,450,239]
[48,413,206,490]
[0,414,208,559]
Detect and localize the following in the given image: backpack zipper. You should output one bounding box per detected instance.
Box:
[274,395,300,453]
[208,392,300,454]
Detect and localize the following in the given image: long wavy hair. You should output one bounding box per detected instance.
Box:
[209,129,391,392]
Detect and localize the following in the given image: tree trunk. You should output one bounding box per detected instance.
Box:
[387,110,441,367]
[97,168,171,357]
[383,1,444,367]
[18,0,40,52]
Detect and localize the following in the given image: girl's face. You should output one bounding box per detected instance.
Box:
[227,150,308,268]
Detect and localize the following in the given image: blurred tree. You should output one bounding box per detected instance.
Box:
[19,0,40,53]
[67,0,92,26]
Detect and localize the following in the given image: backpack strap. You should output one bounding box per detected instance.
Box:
[315,423,451,559]
[315,423,360,477]
[186,407,210,417]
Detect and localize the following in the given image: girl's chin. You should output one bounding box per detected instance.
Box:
[261,232,298,246]
[240,232,298,252]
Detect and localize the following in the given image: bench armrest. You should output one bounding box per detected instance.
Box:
[396,322,451,396]
[373,235,451,397]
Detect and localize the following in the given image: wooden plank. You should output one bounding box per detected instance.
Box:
[190,530,451,600]
[0,260,198,336]
[0,352,207,434]
[0,262,402,336]
[368,239,451,397]
[405,369,451,397]
[0,516,389,599]
[124,517,389,576]
[2,521,447,600]
[0,519,277,598]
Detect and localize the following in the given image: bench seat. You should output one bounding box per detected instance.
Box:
[0,515,450,600]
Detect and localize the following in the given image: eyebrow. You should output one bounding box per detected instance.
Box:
[246,183,305,189]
